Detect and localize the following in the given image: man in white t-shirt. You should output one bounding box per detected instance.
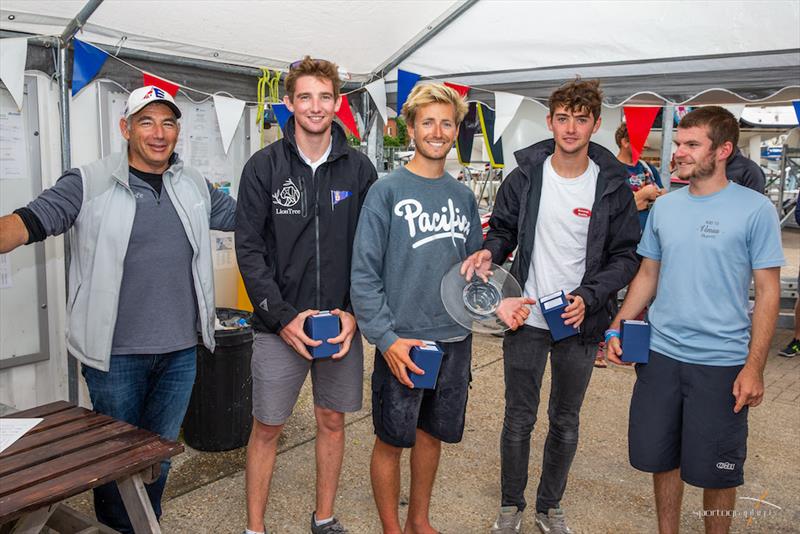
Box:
[462,79,640,534]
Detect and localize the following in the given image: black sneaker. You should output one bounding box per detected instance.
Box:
[778,338,800,357]
[310,512,347,533]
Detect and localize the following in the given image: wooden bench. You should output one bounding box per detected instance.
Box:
[0,401,183,533]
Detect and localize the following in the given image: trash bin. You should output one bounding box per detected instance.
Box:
[183,308,254,452]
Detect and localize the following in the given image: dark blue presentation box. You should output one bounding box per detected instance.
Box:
[621,319,650,363]
[539,290,578,341]
[409,341,443,390]
[304,311,340,359]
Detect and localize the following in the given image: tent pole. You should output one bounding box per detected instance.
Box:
[370,0,479,81]
[57,0,104,405]
[660,104,675,192]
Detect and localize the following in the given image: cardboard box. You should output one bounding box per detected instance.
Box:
[621,319,650,363]
[409,341,443,389]
[304,311,340,359]
[539,290,578,341]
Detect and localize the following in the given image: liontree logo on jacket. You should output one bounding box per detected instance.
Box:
[394,198,471,249]
[273,178,301,209]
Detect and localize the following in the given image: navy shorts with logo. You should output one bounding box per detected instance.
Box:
[371,336,472,448]
[629,350,748,488]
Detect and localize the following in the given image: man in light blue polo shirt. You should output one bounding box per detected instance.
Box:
[606,106,783,534]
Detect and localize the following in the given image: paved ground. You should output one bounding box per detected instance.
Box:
[67,229,800,533]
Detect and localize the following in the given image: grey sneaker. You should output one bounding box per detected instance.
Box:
[534,508,572,534]
[491,505,522,533]
[310,513,348,534]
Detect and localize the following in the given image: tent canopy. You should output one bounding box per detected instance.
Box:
[1,0,799,104]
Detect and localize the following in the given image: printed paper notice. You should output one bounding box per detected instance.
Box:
[0,109,28,180]
[0,418,42,453]
[0,254,11,289]
[214,235,234,268]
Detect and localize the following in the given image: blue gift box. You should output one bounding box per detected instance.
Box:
[304,311,340,359]
[409,341,443,389]
[539,290,578,341]
[621,319,650,363]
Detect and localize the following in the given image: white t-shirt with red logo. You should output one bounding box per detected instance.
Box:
[524,155,598,329]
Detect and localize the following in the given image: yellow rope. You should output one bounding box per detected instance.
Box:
[256,68,283,147]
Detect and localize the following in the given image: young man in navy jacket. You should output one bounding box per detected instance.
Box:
[463,79,640,534]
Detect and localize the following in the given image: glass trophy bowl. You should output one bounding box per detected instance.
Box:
[441,261,523,334]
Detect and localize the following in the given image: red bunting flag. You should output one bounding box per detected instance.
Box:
[623,106,660,165]
[336,94,360,140]
[143,72,179,96]
[444,82,470,98]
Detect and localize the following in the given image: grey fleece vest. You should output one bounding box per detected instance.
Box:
[67,149,216,371]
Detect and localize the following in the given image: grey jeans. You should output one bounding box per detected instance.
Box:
[500,326,594,513]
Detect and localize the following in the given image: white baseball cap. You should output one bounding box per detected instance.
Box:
[124,85,182,119]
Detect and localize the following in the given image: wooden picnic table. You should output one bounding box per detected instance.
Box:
[0,401,183,533]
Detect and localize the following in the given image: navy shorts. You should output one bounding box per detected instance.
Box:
[629,350,748,488]
[371,337,472,448]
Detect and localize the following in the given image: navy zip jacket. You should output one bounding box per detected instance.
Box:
[483,139,641,342]
[235,119,377,333]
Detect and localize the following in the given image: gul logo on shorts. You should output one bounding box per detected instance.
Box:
[716,461,736,471]
[572,207,592,218]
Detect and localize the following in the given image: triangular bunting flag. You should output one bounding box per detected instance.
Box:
[720,104,746,121]
[456,102,479,165]
[143,72,179,96]
[477,103,504,168]
[213,94,245,154]
[792,101,800,125]
[623,106,660,165]
[72,39,108,96]
[365,78,388,125]
[494,92,525,144]
[336,94,360,140]
[272,103,292,130]
[0,37,28,110]
[396,69,421,118]
[444,82,470,98]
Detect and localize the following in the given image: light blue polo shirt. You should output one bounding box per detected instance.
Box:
[638,182,785,366]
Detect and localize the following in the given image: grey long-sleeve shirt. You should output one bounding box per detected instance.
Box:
[350,167,482,353]
[25,167,236,355]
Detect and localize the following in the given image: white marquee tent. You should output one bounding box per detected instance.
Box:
[2,0,799,104]
[0,0,799,409]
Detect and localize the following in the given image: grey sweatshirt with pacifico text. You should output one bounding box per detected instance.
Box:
[350,167,482,353]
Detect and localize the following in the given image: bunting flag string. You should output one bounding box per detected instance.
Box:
[0,37,28,110]
[623,106,660,165]
[47,35,797,153]
[493,92,525,144]
[396,69,421,117]
[444,82,470,98]
[272,103,292,130]
[72,39,108,96]
[143,72,179,96]
[335,94,360,140]
[364,78,388,125]
[213,94,246,154]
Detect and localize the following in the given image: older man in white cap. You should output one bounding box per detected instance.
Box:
[0,85,237,532]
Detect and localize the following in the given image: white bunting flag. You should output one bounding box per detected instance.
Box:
[720,104,746,121]
[364,78,388,125]
[0,38,28,110]
[494,91,525,144]
[213,94,245,154]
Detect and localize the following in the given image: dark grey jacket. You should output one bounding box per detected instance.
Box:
[727,148,766,193]
[483,139,641,342]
